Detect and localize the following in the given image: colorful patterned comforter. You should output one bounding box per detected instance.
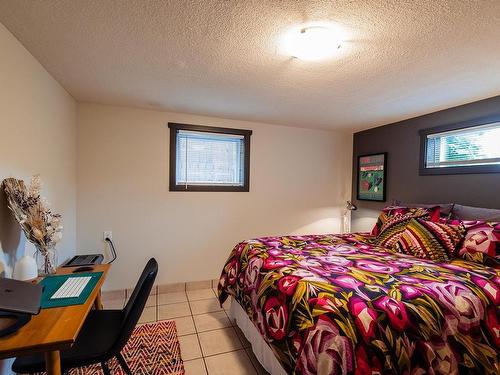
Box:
[217,233,500,374]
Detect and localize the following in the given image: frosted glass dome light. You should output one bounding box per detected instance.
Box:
[282,25,342,61]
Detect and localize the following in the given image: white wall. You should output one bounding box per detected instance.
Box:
[0,22,77,374]
[351,208,379,233]
[77,103,352,291]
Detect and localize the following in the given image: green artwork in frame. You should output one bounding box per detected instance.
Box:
[357,153,387,201]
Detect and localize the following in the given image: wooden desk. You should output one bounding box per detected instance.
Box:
[0,264,110,375]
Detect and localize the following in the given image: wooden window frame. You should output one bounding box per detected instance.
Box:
[168,123,252,192]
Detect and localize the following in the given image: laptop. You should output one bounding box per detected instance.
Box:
[62,254,104,267]
[0,278,42,315]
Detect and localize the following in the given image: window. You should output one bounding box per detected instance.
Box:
[168,123,252,191]
[420,117,500,175]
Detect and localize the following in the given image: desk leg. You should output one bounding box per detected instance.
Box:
[94,290,103,310]
[45,351,61,375]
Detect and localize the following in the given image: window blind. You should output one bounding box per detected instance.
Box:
[175,130,245,187]
[425,122,500,168]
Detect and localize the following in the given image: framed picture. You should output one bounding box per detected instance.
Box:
[357,153,387,201]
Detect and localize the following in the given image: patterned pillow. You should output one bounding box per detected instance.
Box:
[370,206,440,236]
[371,207,438,248]
[455,221,500,265]
[392,219,465,262]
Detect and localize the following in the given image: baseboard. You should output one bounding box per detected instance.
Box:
[103,278,220,299]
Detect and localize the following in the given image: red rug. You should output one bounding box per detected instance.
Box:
[31,320,185,375]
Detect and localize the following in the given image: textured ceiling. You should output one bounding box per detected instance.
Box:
[0,0,499,131]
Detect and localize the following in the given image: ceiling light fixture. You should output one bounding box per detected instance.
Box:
[282,25,342,61]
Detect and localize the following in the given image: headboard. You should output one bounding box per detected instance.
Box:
[397,202,500,221]
[451,204,500,221]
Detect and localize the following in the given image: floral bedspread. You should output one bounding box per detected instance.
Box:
[217,233,500,374]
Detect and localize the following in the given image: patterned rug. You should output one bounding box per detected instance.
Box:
[31,320,184,375]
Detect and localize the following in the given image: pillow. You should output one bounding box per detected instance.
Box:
[455,221,500,265]
[370,206,440,236]
[391,218,465,262]
[451,204,500,222]
[371,207,437,248]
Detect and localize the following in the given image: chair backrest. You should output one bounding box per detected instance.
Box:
[112,258,158,353]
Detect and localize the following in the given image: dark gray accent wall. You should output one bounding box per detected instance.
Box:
[351,96,500,232]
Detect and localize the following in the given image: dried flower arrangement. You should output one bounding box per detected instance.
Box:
[2,175,62,274]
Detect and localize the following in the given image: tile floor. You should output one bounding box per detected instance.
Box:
[102,287,269,375]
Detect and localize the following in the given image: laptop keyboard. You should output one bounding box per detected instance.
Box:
[51,277,91,299]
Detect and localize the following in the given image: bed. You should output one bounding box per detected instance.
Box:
[217,228,500,374]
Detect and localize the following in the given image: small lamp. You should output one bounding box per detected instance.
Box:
[342,200,357,233]
[346,200,357,211]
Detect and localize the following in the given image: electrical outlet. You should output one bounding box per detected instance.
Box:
[103,231,112,240]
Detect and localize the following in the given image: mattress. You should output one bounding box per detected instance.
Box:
[217,232,500,374]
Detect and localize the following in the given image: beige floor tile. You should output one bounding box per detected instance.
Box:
[102,289,126,300]
[158,291,188,305]
[127,285,157,296]
[158,282,186,293]
[102,298,125,309]
[234,326,251,348]
[179,334,202,361]
[125,293,156,307]
[245,348,270,375]
[190,298,223,315]
[187,289,217,301]
[186,280,212,290]
[174,316,196,336]
[198,327,242,356]
[184,358,207,375]
[145,294,157,307]
[193,311,232,332]
[138,306,156,323]
[205,350,257,375]
[158,302,191,320]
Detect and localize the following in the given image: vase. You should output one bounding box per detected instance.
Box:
[35,246,57,276]
[13,255,38,280]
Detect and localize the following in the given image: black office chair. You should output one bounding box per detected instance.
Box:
[12,258,158,375]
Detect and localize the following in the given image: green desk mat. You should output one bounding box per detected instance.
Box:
[40,272,103,309]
